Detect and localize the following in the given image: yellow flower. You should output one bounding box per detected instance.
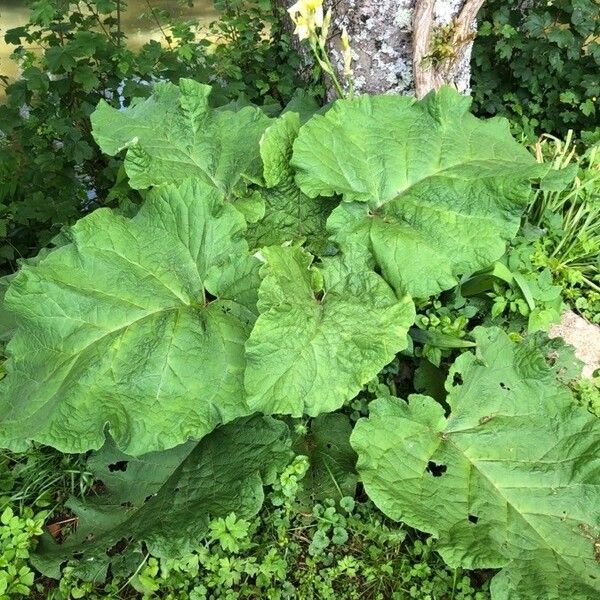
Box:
[341,26,350,51]
[321,8,332,41]
[292,14,311,41]
[341,27,353,76]
[304,0,323,9]
[288,0,324,42]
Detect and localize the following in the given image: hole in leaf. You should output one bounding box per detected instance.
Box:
[499,382,511,391]
[93,480,107,495]
[108,460,128,472]
[73,552,84,560]
[468,514,479,524]
[426,461,447,477]
[452,373,463,387]
[46,512,77,542]
[144,494,155,503]
[85,533,95,542]
[326,443,332,449]
[106,537,131,557]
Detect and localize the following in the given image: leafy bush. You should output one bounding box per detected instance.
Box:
[0,81,598,600]
[573,374,600,416]
[0,506,45,598]
[0,0,308,272]
[208,0,313,104]
[472,0,600,142]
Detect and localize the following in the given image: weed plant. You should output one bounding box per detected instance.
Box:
[527,132,600,321]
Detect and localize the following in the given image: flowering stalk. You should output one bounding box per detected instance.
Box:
[340,26,354,96]
[287,0,353,98]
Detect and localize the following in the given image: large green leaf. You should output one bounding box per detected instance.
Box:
[246,112,336,253]
[91,79,271,193]
[245,246,415,417]
[33,415,291,580]
[293,413,358,504]
[351,327,600,600]
[0,180,260,455]
[292,87,545,297]
[0,274,16,343]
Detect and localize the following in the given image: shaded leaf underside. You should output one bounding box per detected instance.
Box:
[247,112,336,253]
[33,416,291,581]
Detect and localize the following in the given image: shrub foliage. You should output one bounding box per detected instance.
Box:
[472,0,600,142]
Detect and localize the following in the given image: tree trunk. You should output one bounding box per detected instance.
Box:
[275,0,485,98]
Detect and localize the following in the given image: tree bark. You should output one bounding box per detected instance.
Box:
[275,0,485,98]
